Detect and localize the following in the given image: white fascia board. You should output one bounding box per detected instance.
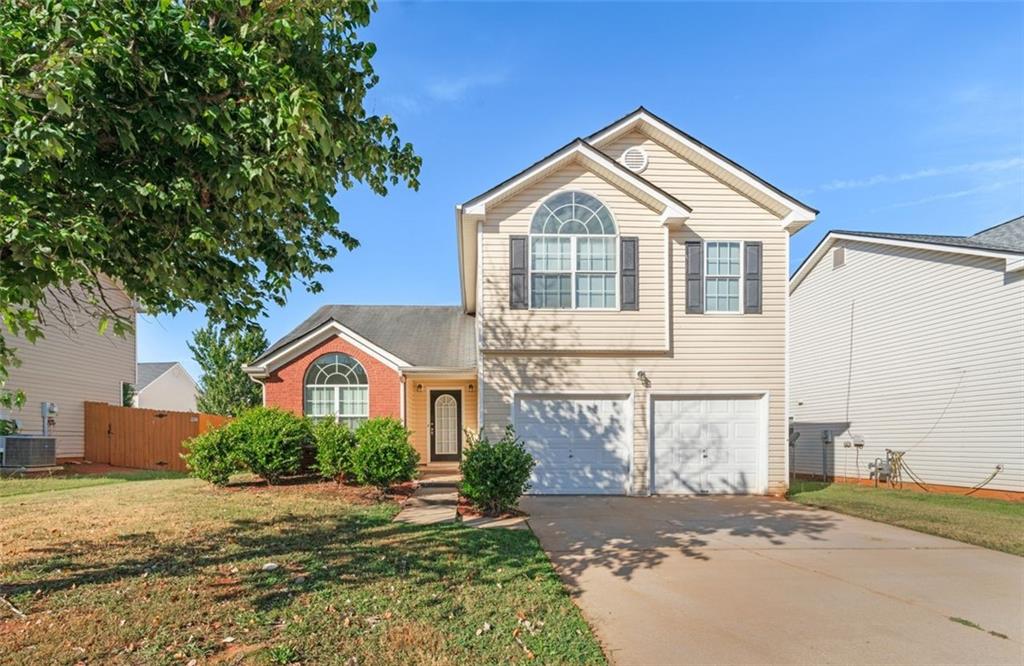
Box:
[456,204,478,314]
[590,111,817,229]
[244,320,410,376]
[790,232,1024,293]
[461,141,691,220]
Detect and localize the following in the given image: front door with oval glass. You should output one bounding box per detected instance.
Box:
[429,390,463,462]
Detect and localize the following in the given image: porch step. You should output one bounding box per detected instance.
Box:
[419,476,460,489]
[418,465,462,489]
[393,485,458,525]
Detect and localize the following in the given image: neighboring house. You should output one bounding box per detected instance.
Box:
[0,280,136,460]
[134,362,200,413]
[789,216,1024,496]
[245,107,818,495]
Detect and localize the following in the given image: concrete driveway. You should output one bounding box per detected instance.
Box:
[522,496,1023,665]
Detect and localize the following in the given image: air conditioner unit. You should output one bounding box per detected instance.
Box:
[0,435,57,468]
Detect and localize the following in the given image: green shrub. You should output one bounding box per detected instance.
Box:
[231,407,313,484]
[313,419,358,481]
[350,417,419,491]
[459,426,536,515]
[182,425,238,486]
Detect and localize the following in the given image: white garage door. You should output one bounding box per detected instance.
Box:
[515,395,631,494]
[652,397,764,494]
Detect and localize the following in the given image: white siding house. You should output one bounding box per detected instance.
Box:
[134,362,200,413]
[789,217,1024,494]
[1,282,136,459]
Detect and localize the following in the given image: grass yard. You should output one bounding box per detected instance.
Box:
[0,473,605,665]
[0,469,185,498]
[788,480,1024,556]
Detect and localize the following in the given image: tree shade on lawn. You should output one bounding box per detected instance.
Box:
[0,475,606,664]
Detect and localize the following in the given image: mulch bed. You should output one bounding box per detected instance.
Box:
[455,495,526,522]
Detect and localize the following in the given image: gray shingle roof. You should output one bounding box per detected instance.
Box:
[833,220,1024,255]
[254,305,476,369]
[136,362,178,390]
[972,215,1024,251]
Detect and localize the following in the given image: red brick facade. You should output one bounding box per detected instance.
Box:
[262,335,401,419]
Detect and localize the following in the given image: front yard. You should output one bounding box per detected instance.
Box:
[0,472,605,665]
[788,480,1024,556]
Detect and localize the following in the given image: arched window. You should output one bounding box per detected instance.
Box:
[529,191,618,309]
[304,353,368,429]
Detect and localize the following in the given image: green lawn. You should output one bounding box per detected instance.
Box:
[0,469,186,498]
[0,475,605,665]
[788,480,1024,556]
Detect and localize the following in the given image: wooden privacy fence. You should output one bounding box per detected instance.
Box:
[84,402,231,472]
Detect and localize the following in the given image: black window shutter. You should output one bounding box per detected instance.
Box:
[509,235,528,309]
[620,236,639,311]
[744,241,763,314]
[685,241,704,314]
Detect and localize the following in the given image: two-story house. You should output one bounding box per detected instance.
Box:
[243,108,817,495]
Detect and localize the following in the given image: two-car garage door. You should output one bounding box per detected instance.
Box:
[515,394,765,495]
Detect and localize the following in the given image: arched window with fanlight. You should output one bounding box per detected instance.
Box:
[529,191,618,309]
[304,353,368,429]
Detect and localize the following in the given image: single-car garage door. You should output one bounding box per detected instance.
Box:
[652,397,764,495]
[515,395,631,494]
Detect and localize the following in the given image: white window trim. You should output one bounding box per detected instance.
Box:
[303,354,371,425]
[304,383,371,424]
[704,240,744,315]
[528,234,620,310]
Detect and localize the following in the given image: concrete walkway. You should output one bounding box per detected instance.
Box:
[523,495,1024,665]
[393,468,460,525]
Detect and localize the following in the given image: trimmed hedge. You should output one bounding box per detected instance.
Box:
[350,417,419,491]
[182,425,239,486]
[231,407,313,484]
[313,419,358,481]
[460,426,535,515]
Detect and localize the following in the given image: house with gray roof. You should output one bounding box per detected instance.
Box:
[789,215,1024,497]
[134,361,200,413]
[243,107,823,494]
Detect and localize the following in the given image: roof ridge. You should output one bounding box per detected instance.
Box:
[319,303,463,309]
[972,214,1024,237]
[585,106,819,215]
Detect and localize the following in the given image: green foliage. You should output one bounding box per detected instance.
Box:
[459,426,536,515]
[121,382,135,407]
[231,407,313,484]
[189,322,267,416]
[313,419,358,481]
[350,417,418,491]
[0,0,421,395]
[0,417,18,435]
[182,426,238,486]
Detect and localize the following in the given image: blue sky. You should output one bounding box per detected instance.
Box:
[140,2,1024,379]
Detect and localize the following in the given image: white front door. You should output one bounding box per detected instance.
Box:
[652,397,764,494]
[515,395,632,494]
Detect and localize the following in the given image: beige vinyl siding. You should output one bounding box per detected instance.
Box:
[480,164,667,351]
[2,287,136,459]
[790,240,1024,492]
[479,131,791,494]
[404,376,478,463]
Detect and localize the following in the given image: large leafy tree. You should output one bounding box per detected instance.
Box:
[189,322,267,416]
[0,0,420,405]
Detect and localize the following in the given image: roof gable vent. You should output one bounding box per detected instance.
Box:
[621,146,649,173]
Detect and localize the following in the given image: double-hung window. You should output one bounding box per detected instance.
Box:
[529,191,618,309]
[705,241,742,313]
[304,353,369,430]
